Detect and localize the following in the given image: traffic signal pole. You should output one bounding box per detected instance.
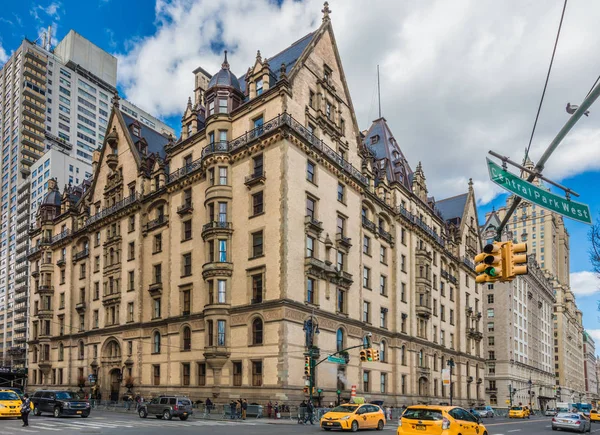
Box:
[494,79,600,241]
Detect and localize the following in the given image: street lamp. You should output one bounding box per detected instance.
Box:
[303,315,320,405]
[447,359,455,405]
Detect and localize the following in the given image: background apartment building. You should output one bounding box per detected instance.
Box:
[483,161,584,403]
[0,29,172,373]
[26,10,486,405]
[477,217,556,411]
[583,332,598,406]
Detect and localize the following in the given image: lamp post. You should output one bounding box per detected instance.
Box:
[528,379,533,411]
[447,358,455,406]
[303,315,320,406]
[509,385,513,407]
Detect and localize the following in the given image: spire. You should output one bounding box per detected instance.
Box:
[256,50,262,62]
[322,1,331,22]
[187,96,192,110]
[222,50,229,70]
[468,177,474,192]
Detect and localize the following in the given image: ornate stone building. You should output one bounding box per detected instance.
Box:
[27,5,484,405]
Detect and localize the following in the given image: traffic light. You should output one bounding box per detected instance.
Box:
[303,387,309,394]
[475,242,503,283]
[304,356,311,377]
[366,348,373,362]
[372,349,380,361]
[360,349,367,362]
[503,241,528,280]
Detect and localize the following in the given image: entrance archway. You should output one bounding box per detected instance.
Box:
[110,369,121,402]
[418,377,429,396]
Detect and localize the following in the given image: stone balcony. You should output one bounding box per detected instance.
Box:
[416,304,432,318]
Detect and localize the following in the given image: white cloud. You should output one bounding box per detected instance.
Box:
[31,2,62,21]
[0,44,8,67]
[117,0,600,202]
[571,270,600,296]
[586,329,600,344]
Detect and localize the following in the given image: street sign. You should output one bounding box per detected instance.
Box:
[442,368,451,385]
[487,158,592,224]
[327,355,346,364]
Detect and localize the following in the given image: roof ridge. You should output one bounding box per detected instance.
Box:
[436,192,468,203]
[265,31,315,64]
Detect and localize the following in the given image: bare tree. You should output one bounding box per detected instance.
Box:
[590,217,600,276]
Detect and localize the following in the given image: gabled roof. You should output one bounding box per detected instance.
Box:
[435,193,468,222]
[238,32,315,93]
[362,117,413,190]
[121,112,170,159]
[480,210,502,232]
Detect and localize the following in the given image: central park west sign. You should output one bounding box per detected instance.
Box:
[486,158,592,224]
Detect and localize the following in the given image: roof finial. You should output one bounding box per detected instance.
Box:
[256,50,262,62]
[322,1,331,22]
[111,91,120,109]
[222,50,229,69]
[468,177,474,190]
[187,96,192,109]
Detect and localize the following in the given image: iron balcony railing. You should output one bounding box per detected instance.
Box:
[202,221,233,232]
[86,193,138,226]
[73,249,89,261]
[362,216,376,233]
[144,215,168,232]
[167,114,368,186]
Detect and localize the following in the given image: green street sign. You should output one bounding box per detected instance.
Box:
[487,158,592,224]
[327,356,346,364]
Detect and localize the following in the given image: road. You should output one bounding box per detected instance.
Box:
[1,412,596,435]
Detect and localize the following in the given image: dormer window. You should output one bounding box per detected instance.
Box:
[186,123,192,136]
[371,135,380,144]
[208,101,215,116]
[256,79,263,96]
[324,65,332,84]
[218,98,228,114]
[132,125,140,137]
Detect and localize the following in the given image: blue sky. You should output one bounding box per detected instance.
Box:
[1,0,599,341]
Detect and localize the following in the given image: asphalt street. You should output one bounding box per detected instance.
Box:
[1,412,596,435]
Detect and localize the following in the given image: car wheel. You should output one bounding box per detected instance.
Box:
[81,413,89,419]
[156,415,162,419]
[351,420,358,432]
[139,409,147,418]
[33,406,42,416]
[180,415,189,421]
[163,410,172,420]
[376,420,384,430]
[552,428,557,431]
[53,407,62,418]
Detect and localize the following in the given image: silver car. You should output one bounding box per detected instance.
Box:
[552,413,591,433]
[546,409,558,417]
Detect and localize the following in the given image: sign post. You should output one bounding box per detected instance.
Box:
[487,158,591,224]
[327,355,347,364]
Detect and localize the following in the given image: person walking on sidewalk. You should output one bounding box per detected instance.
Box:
[267,401,273,418]
[21,394,31,427]
[304,400,315,425]
[205,397,212,414]
[242,399,248,420]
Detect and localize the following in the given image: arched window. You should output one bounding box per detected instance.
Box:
[153,332,161,354]
[401,345,406,365]
[336,328,345,352]
[252,318,263,345]
[78,341,84,360]
[182,327,191,351]
[433,353,438,371]
[58,343,64,361]
[33,346,38,363]
[440,356,445,372]
[418,349,424,367]
[380,341,386,363]
[109,248,114,264]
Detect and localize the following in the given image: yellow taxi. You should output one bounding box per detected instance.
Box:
[397,405,488,435]
[0,390,23,419]
[590,410,600,422]
[508,406,529,419]
[320,403,386,431]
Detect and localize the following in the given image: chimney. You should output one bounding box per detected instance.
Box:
[92,149,101,174]
[193,67,212,107]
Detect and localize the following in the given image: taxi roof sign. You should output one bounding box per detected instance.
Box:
[350,397,365,404]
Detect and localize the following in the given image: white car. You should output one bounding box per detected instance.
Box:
[546,408,557,417]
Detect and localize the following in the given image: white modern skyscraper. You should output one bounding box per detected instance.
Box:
[0,30,174,372]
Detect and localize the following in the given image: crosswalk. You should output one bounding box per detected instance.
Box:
[2,416,258,434]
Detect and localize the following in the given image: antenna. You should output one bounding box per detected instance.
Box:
[47,25,52,50]
[377,65,382,118]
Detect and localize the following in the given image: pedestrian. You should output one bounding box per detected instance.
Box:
[236,399,242,419]
[21,393,31,427]
[206,397,212,414]
[274,402,279,419]
[230,400,236,419]
[242,399,248,420]
[305,400,314,425]
[389,406,394,421]
[267,400,272,418]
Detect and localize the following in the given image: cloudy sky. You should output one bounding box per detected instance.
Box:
[1,0,599,339]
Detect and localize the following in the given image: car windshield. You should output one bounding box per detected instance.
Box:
[557,413,580,419]
[0,392,19,400]
[403,409,444,421]
[330,405,358,413]
[55,392,79,400]
[475,407,486,410]
[511,407,523,411]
